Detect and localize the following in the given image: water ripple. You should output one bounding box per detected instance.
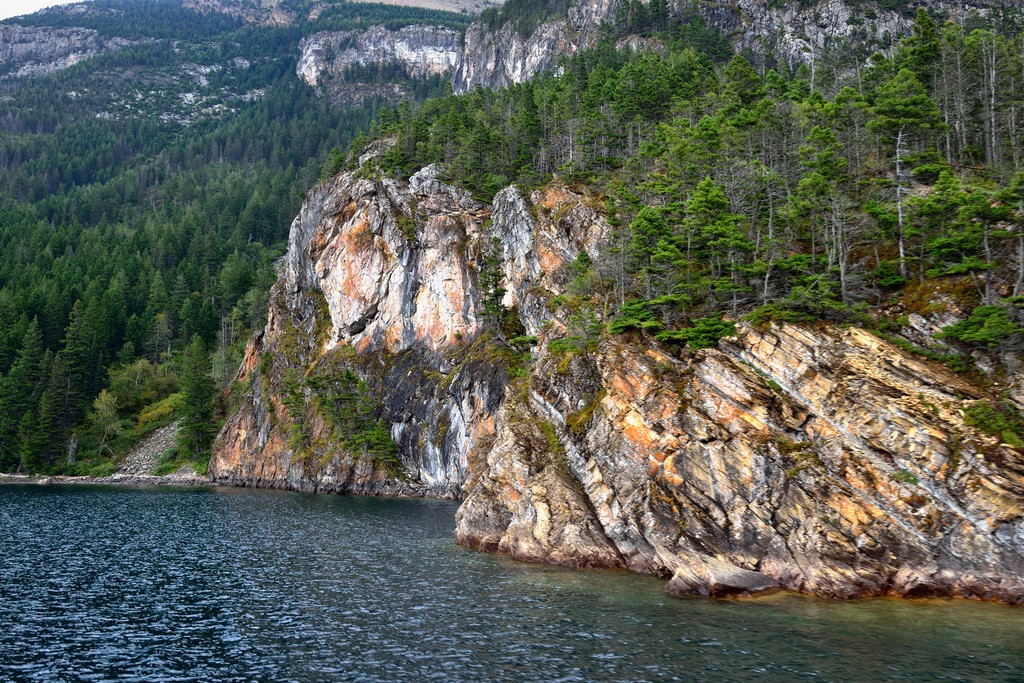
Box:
[0,485,1021,682]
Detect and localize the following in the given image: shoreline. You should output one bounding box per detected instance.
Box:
[0,472,215,488]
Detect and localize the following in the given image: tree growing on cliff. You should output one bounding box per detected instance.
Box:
[306,368,399,469]
[868,69,944,278]
[479,236,510,333]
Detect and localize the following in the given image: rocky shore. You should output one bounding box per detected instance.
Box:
[0,471,212,487]
[208,165,1024,603]
[0,420,210,488]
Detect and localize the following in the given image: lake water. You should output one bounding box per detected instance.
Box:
[0,485,1021,682]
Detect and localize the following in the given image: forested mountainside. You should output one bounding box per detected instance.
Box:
[452,0,1018,92]
[211,2,1024,600]
[0,0,471,476]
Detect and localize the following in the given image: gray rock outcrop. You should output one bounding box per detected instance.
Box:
[298,25,463,88]
[452,0,997,93]
[0,24,132,78]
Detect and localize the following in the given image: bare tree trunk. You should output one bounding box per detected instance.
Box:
[895,127,907,278]
[1016,230,1024,297]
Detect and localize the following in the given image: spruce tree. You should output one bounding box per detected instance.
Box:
[868,69,944,277]
[178,335,216,460]
[0,320,45,469]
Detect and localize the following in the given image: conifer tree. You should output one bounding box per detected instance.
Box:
[628,206,672,299]
[178,335,216,460]
[869,69,944,277]
[0,320,45,469]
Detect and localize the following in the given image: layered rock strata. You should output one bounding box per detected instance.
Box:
[213,165,1024,602]
[458,325,1024,600]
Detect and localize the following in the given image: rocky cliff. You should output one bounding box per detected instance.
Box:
[212,161,1024,602]
[0,24,133,79]
[453,0,995,93]
[183,0,296,26]
[298,25,462,104]
[458,324,1024,600]
[211,165,501,497]
[299,26,462,85]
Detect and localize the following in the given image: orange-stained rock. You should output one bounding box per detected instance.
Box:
[459,327,1024,602]
[213,161,1024,603]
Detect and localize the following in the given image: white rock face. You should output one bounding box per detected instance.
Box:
[297,25,462,89]
[183,0,296,26]
[726,0,906,67]
[452,0,994,93]
[452,20,578,93]
[212,162,608,497]
[0,24,133,78]
[301,164,489,353]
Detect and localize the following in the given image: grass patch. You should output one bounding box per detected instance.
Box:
[777,438,820,477]
[153,448,187,476]
[566,389,606,436]
[137,393,184,429]
[892,468,919,485]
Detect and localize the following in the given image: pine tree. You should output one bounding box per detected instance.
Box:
[869,69,944,277]
[178,335,217,460]
[900,8,940,89]
[0,320,45,469]
[628,206,672,299]
[479,237,507,327]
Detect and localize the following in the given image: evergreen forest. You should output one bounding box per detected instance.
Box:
[0,0,470,476]
[367,6,1024,392]
[3,0,1024,476]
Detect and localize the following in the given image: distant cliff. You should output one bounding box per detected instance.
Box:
[452,0,997,93]
[0,24,134,78]
[298,25,462,105]
[211,161,1024,602]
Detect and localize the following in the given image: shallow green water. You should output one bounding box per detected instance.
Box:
[0,484,1021,682]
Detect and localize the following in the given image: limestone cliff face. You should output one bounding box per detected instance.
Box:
[183,0,296,26]
[0,24,132,79]
[212,165,496,496]
[298,26,462,91]
[452,18,577,93]
[213,164,1023,602]
[452,0,994,93]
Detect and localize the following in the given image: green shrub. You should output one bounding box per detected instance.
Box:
[940,305,1023,348]
[871,260,907,289]
[137,393,185,428]
[655,316,736,349]
[609,301,657,334]
[87,461,117,477]
[963,401,1024,448]
[566,390,606,435]
[259,351,274,377]
[746,304,815,326]
[892,469,919,485]
[153,448,185,476]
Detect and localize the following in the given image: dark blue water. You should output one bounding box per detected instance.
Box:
[0,485,1021,682]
